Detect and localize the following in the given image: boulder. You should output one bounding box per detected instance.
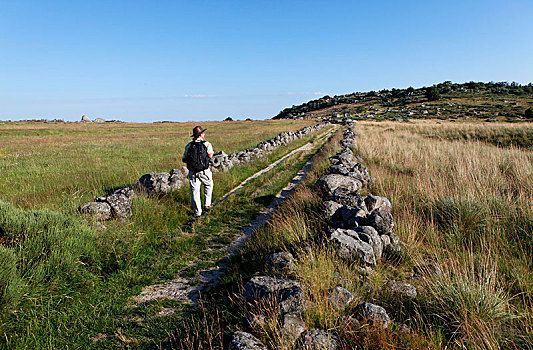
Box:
[78,202,112,221]
[353,302,391,328]
[315,174,362,195]
[299,329,339,350]
[93,118,105,123]
[354,226,383,260]
[264,252,296,277]
[281,313,306,345]
[330,187,367,210]
[80,115,91,122]
[383,280,417,299]
[243,276,304,315]
[327,286,354,309]
[323,201,343,220]
[364,195,392,213]
[104,193,132,219]
[229,331,267,350]
[366,210,394,235]
[329,228,376,265]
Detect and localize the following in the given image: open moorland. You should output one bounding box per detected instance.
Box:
[2,110,533,349]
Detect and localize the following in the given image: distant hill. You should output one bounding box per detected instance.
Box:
[273,81,533,122]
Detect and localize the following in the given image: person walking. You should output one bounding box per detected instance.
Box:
[183,126,214,217]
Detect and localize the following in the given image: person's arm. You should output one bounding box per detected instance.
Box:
[206,142,214,158]
[182,143,189,162]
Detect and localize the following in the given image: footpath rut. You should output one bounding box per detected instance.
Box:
[134,126,337,313]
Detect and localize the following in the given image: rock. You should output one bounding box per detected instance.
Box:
[353,302,391,328]
[299,329,339,350]
[264,252,296,277]
[81,115,91,122]
[315,174,362,195]
[243,276,304,314]
[366,210,394,235]
[323,201,343,220]
[105,193,132,219]
[413,263,442,278]
[340,206,366,228]
[229,331,267,350]
[354,226,383,260]
[93,117,105,123]
[383,280,417,299]
[329,228,376,265]
[135,168,187,196]
[113,186,135,199]
[327,286,354,309]
[364,195,392,213]
[78,201,112,221]
[331,187,367,210]
[281,313,306,345]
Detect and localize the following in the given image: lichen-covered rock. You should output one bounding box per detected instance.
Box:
[264,252,296,277]
[323,201,343,221]
[330,187,367,210]
[354,226,383,260]
[364,195,392,213]
[366,210,394,235]
[243,276,304,314]
[78,202,112,221]
[104,193,132,219]
[281,313,306,345]
[327,286,354,309]
[329,228,376,265]
[229,331,267,350]
[315,174,362,195]
[383,280,417,299]
[299,329,339,350]
[353,302,391,328]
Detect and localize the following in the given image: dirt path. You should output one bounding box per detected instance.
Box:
[134,127,337,312]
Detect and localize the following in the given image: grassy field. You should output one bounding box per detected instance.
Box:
[0,119,338,348]
[169,120,533,349]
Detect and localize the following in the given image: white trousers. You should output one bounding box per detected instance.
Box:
[188,168,213,216]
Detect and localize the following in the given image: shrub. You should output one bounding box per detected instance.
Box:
[224,116,233,121]
[525,108,533,119]
[425,86,441,101]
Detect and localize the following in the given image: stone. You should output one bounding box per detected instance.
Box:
[281,313,306,345]
[338,315,360,328]
[264,252,296,277]
[383,280,417,299]
[229,331,267,350]
[364,195,392,213]
[353,302,391,328]
[243,276,304,314]
[315,174,362,195]
[329,228,376,265]
[323,201,342,220]
[366,210,394,235]
[340,206,366,228]
[113,186,135,199]
[81,115,91,122]
[78,201,112,221]
[299,329,339,350]
[354,226,383,260]
[331,187,367,210]
[105,193,132,219]
[327,286,354,309]
[93,117,105,123]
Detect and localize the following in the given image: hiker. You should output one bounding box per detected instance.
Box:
[183,126,214,217]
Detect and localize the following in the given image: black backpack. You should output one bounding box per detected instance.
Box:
[186,141,210,172]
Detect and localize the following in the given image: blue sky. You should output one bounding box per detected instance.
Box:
[1,0,532,122]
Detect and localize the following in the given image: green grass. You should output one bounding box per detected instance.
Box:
[0,121,334,349]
